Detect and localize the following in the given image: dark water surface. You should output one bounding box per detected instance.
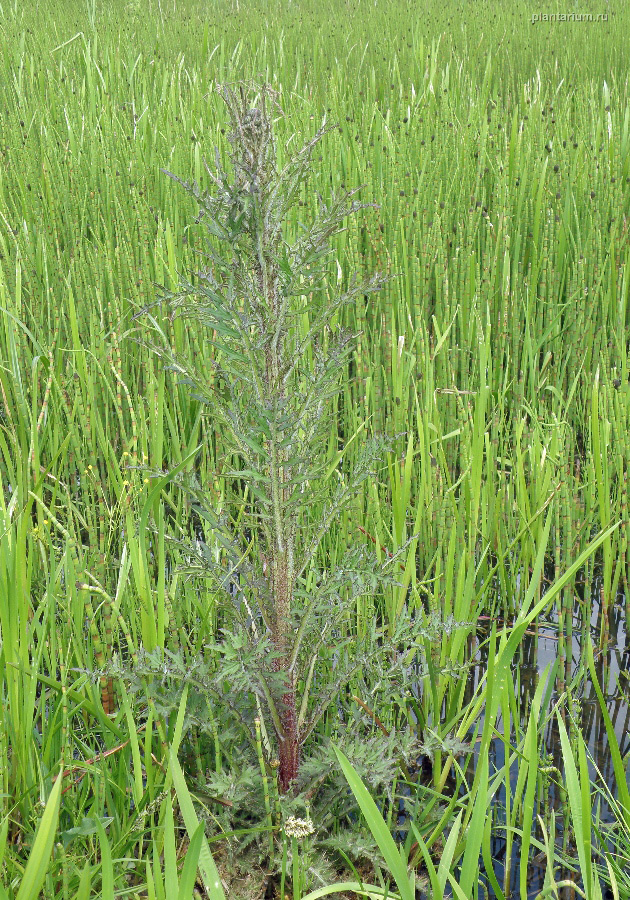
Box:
[472,586,630,898]
[399,581,630,899]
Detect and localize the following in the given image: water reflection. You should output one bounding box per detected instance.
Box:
[460,581,630,897]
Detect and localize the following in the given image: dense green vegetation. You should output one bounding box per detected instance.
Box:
[1,0,630,896]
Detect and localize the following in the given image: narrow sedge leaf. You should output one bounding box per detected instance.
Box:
[302,883,402,900]
[459,751,489,897]
[164,796,179,899]
[448,872,476,900]
[169,748,226,900]
[437,811,463,893]
[409,823,439,898]
[587,641,630,822]
[119,678,145,805]
[332,745,415,900]
[94,818,114,900]
[75,863,92,900]
[519,665,554,900]
[0,817,8,870]
[15,768,63,900]
[556,713,593,894]
[178,822,205,900]
[482,814,506,900]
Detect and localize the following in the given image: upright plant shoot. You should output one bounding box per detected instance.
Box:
[152,83,392,793]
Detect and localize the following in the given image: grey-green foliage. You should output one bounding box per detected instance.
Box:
[143,82,411,791]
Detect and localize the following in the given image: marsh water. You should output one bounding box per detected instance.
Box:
[466,581,629,898]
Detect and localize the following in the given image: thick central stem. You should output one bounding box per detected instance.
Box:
[272,550,300,793]
[260,248,300,793]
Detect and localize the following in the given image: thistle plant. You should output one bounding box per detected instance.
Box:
[145,82,405,794]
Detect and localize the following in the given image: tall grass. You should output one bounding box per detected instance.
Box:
[0,0,629,895]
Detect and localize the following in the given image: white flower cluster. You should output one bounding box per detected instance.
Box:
[283,815,315,840]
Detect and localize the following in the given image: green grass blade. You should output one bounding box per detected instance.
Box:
[164,794,179,899]
[459,751,489,897]
[302,883,401,900]
[94,817,114,900]
[556,713,593,895]
[587,641,630,823]
[332,745,414,900]
[15,767,62,900]
[178,822,205,900]
[169,748,226,900]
